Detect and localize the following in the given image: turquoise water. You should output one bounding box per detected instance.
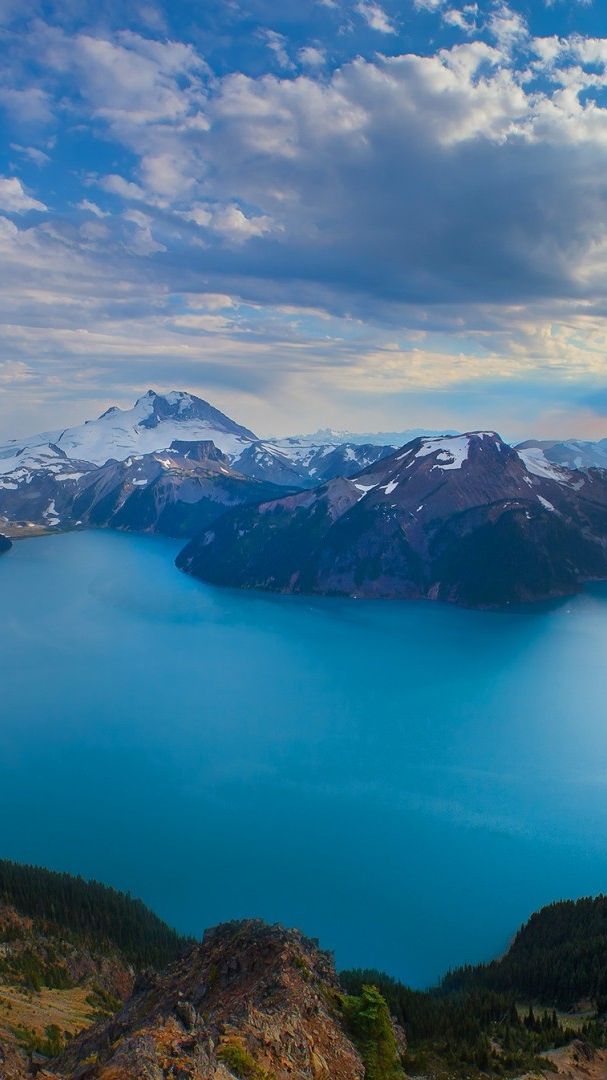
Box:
[2,531,607,986]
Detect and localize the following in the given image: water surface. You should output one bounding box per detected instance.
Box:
[2,531,607,986]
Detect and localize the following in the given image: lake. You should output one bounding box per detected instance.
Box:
[2,530,607,987]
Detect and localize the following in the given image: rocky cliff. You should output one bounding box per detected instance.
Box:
[40,920,404,1080]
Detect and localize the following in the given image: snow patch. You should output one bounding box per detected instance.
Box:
[416,436,470,470]
[537,495,556,513]
[518,447,569,484]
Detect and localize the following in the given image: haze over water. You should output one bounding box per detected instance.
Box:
[2,530,607,987]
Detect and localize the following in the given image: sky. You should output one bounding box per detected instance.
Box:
[2,0,607,439]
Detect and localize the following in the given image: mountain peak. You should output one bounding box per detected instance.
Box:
[55,918,390,1080]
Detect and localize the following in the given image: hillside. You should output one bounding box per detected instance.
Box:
[2,863,607,1079]
[441,895,607,1009]
[177,431,607,607]
[0,860,188,971]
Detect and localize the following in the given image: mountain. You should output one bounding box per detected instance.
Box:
[0,393,399,531]
[270,427,457,448]
[0,445,97,529]
[176,431,607,607]
[54,920,404,1080]
[0,391,259,468]
[67,441,297,537]
[235,439,395,488]
[518,438,607,471]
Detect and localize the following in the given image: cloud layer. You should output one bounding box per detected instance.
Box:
[1,1,607,437]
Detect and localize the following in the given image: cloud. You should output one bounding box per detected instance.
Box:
[442,4,479,32]
[0,177,47,213]
[298,45,326,68]
[260,29,293,70]
[9,144,51,166]
[0,86,53,124]
[413,0,446,10]
[183,203,278,244]
[355,1,396,33]
[98,174,146,200]
[5,14,607,435]
[487,2,528,50]
[76,199,108,218]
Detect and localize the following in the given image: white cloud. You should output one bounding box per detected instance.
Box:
[9,144,51,166]
[183,203,278,244]
[0,177,47,213]
[298,46,326,68]
[487,3,528,51]
[355,1,396,34]
[0,86,53,124]
[442,4,479,32]
[261,29,293,70]
[76,199,108,218]
[99,174,146,200]
[122,209,166,255]
[413,0,446,10]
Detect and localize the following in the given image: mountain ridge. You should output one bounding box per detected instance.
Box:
[177,430,607,607]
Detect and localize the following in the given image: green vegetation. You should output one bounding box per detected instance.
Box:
[341,897,607,1077]
[340,970,604,1079]
[14,1022,67,1057]
[0,945,76,991]
[341,984,404,1080]
[442,895,607,1007]
[218,1038,276,1079]
[0,859,190,969]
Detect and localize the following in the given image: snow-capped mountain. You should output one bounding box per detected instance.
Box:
[177,431,607,607]
[517,438,607,471]
[269,426,456,448]
[0,392,400,529]
[0,391,259,469]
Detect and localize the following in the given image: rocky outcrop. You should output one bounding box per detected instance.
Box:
[52,920,401,1080]
[177,432,607,607]
[0,533,11,553]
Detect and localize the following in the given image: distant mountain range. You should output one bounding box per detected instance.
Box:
[3,391,607,606]
[519,437,607,470]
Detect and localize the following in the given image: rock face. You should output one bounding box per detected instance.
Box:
[177,432,607,607]
[0,533,11,553]
[53,920,387,1080]
[68,441,295,537]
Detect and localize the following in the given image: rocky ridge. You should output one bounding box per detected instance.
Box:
[177,431,607,606]
[27,920,404,1080]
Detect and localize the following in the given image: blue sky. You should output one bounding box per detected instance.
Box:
[1,0,607,438]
